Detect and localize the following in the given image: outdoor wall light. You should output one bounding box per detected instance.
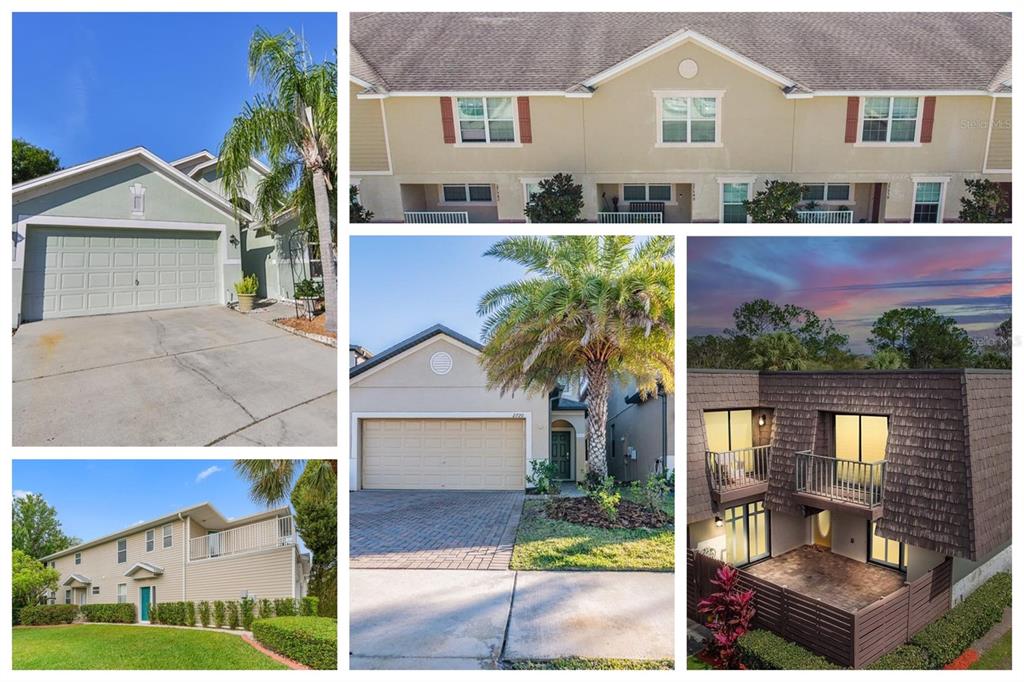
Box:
[758,414,767,427]
[229,235,239,246]
[714,516,723,527]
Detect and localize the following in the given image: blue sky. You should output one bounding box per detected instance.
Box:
[13,13,336,167]
[12,460,293,543]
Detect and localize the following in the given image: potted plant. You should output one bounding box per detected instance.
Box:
[234,274,259,312]
[294,278,324,320]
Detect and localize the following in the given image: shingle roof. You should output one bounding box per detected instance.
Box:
[351,13,1010,94]
[349,324,483,378]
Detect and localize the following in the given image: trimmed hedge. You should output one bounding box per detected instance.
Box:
[300,596,319,616]
[81,603,135,623]
[20,604,79,625]
[252,616,337,670]
[737,629,841,670]
[910,571,1011,668]
[867,644,931,670]
[273,598,297,617]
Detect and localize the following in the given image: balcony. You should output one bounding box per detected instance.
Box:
[793,451,885,518]
[189,515,296,561]
[706,445,771,504]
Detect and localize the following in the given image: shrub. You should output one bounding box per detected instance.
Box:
[252,616,338,670]
[258,598,274,620]
[241,597,255,630]
[234,274,259,296]
[911,571,1011,667]
[527,459,560,495]
[697,564,756,667]
[350,185,374,223]
[300,596,319,617]
[154,601,190,626]
[524,173,585,223]
[737,629,841,670]
[959,178,1010,223]
[81,603,135,624]
[20,604,78,625]
[227,601,240,629]
[185,601,196,627]
[213,600,226,628]
[867,644,931,670]
[149,603,160,623]
[274,598,297,617]
[630,473,671,514]
[294,279,323,300]
[744,180,804,222]
[198,601,211,627]
[582,475,620,522]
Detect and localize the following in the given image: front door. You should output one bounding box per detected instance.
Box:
[140,586,151,622]
[551,430,572,480]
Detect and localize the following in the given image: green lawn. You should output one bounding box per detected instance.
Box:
[13,624,287,670]
[510,491,674,571]
[506,657,674,670]
[970,630,1011,670]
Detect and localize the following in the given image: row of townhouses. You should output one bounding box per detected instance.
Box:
[350,13,1011,224]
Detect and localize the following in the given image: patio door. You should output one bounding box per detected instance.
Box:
[551,430,572,480]
[868,521,905,571]
[723,501,770,566]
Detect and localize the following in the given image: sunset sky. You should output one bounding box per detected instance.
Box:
[687,237,1011,353]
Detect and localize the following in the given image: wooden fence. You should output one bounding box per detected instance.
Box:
[687,550,952,668]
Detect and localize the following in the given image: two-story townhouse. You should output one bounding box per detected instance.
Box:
[350,13,1011,224]
[607,379,674,482]
[40,502,310,623]
[686,369,1010,667]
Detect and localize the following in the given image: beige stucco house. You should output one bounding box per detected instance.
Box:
[350,324,671,491]
[351,12,1011,224]
[40,502,310,622]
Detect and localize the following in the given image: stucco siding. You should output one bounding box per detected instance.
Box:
[351,82,391,173]
[186,547,296,602]
[606,379,674,482]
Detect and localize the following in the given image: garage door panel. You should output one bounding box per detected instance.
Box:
[22,227,220,321]
[362,418,525,491]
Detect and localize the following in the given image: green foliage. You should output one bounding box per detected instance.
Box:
[153,601,191,626]
[584,476,622,522]
[198,601,211,627]
[12,549,60,624]
[292,461,338,618]
[251,616,338,670]
[350,185,374,222]
[527,459,560,495]
[629,473,671,513]
[81,603,135,624]
[20,604,78,625]
[13,138,61,184]
[508,658,674,670]
[13,492,79,560]
[869,307,975,368]
[523,173,586,222]
[149,603,159,624]
[866,644,931,670]
[185,601,196,627]
[294,278,323,299]
[300,596,319,617]
[226,601,240,629]
[743,180,804,222]
[213,601,226,628]
[273,598,297,617]
[911,572,1011,667]
[958,178,1009,223]
[234,273,259,296]
[750,331,809,370]
[241,597,255,630]
[736,629,841,670]
[258,598,274,620]
[866,348,907,369]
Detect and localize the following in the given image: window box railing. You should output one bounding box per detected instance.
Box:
[706,445,771,494]
[189,516,295,561]
[796,210,854,223]
[404,211,469,224]
[794,451,885,508]
[598,211,663,223]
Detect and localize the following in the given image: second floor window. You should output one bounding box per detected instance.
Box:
[117,537,127,564]
[163,524,173,548]
[657,93,720,145]
[74,552,81,565]
[861,96,919,143]
[456,97,515,144]
[145,529,155,552]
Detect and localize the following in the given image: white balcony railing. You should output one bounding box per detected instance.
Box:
[189,516,295,561]
[404,211,470,224]
[598,211,663,223]
[796,210,854,223]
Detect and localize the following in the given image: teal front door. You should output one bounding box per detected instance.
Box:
[551,431,572,480]
[140,587,151,621]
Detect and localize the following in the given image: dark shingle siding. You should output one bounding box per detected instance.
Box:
[962,371,1012,559]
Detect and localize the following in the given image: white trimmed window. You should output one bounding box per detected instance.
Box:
[163,523,173,548]
[622,184,674,204]
[129,183,146,215]
[721,183,751,223]
[912,181,944,223]
[117,537,127,563]
[74,552,81,565]
[117,584,127,604]
[861,97,920,143]
[92,586,100,595]
[65,589,71,605]
[145,529,155,552]
[656,91,722,146]
[441,184,494,203]
[801,183,851,202]
[456,97,516,144]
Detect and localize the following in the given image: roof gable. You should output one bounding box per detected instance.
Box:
[350,324,483,382]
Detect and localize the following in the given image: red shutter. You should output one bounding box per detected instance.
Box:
[844,97,860,143]
[440,97,456,144]
[920,96,936,143]
[517,96,532,143]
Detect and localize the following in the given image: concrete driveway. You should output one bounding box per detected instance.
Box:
[12,306,336,446]
[350,491,524,570]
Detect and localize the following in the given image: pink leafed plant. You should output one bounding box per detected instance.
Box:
[696,564,756,669]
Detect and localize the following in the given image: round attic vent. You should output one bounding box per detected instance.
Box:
[430,351,453,375]
[678,59,699,79]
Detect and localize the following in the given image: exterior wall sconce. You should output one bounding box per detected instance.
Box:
[229,234,239,246]
[758,414,767,427]
[715,516,723,527]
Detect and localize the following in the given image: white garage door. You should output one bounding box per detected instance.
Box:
[22,227,220,321]
[361,418,525,490]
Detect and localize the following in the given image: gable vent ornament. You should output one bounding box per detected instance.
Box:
[678,59,698,79]
[430,351,453,375]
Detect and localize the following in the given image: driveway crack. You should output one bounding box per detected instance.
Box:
[205,389,337,445]
[496,570,519,668]
[171,353,257,421]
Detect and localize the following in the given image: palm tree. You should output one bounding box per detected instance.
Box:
[478,236,674,478]
[749,332,809,371]
[234,460,336,507]
[219,28,338,333]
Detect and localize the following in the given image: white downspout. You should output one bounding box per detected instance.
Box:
[179,513,187,601]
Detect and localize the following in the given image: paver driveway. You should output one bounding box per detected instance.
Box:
[350,491,524,570]
[12,306,336,446]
